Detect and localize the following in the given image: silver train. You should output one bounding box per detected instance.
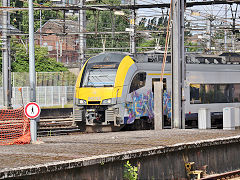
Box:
[74,52,240,131]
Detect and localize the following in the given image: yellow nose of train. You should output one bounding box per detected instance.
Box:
[77,87,113,105]
[75,53,135,105]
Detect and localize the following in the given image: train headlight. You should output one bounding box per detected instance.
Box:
[102,98,112,105]
[76,99,87,105]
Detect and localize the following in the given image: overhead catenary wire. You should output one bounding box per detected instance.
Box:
[160,0,173,82]
[1,0,240,12]
[1,0,240,59]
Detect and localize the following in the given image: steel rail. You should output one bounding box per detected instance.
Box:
[202,169,240,180]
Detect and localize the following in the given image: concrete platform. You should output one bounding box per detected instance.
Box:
[1,129,240,179]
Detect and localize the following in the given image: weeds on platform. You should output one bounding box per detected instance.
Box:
[123,161,138,180]
[47,130,52,137]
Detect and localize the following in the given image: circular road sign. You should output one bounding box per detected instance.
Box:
[24,102,41,119]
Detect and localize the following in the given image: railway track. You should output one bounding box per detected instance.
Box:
[38,117,81,136]
[202,169,240,180]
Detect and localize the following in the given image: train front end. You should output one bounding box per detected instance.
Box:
[74,53,135,131]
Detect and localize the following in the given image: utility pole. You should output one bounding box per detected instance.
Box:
[171,0,185,129]
[2,0,11,108]
[79,0,86,69]
[206,15,214,53]
[224,4,227,51]
[39,9,42,47]
[101,35,107,53]
[130,0,136,57]
[206,17,211,52]
[230,4,238,52]
[29,0,37,142]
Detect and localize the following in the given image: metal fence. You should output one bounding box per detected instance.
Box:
[0,72,77,108]
[0,86,75,108]
[0,72,76,87]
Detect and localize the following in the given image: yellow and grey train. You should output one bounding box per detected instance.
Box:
[74,52,240,131]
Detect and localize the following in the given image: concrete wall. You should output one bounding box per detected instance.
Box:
[20,142,240,180]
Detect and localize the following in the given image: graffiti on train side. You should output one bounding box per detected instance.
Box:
[126,90,171,124]
[163,91,171,119]
[126,91,154,124]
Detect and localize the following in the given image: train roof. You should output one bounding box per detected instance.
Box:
[86,53,240,73]
[88,52,129,63]
[136,63,240,72]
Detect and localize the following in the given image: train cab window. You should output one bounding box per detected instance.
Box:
[152,78,166,93]
[81,62,119,87]
[129,72,146,93]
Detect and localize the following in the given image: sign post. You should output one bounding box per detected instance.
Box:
[24,102,41,142]
[29,0,37,142]
[24,102,41,119]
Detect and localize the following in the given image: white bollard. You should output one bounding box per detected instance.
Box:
[223,107,235,130]
[154,81,163,130]
[198,108,211,129]
[234,107,240,129]
[61,97,65,108]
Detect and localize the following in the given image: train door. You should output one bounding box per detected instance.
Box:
[152,78,171,127]
[152,78,166,92]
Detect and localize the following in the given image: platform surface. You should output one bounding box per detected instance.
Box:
[1,129,240,171]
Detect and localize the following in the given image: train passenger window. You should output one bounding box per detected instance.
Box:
[190,83,240,104]
[129,72,146,93]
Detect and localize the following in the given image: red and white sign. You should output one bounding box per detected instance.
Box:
[24,102,41,119]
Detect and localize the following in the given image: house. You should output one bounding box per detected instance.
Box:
[0,24,20,34]
[0,15,20,35]
[35,19,80,64]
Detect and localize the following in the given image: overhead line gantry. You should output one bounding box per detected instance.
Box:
[1,1,240,11]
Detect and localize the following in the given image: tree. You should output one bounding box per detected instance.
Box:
[138,39,156,52]
[11,0,62,33]
[185,42,199,52]
[0,39,68,72]
[0,57,2,72]
[136,17,169,51]
[86,0,130,54]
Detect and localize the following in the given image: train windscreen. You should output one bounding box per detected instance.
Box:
[81,62,119,87]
